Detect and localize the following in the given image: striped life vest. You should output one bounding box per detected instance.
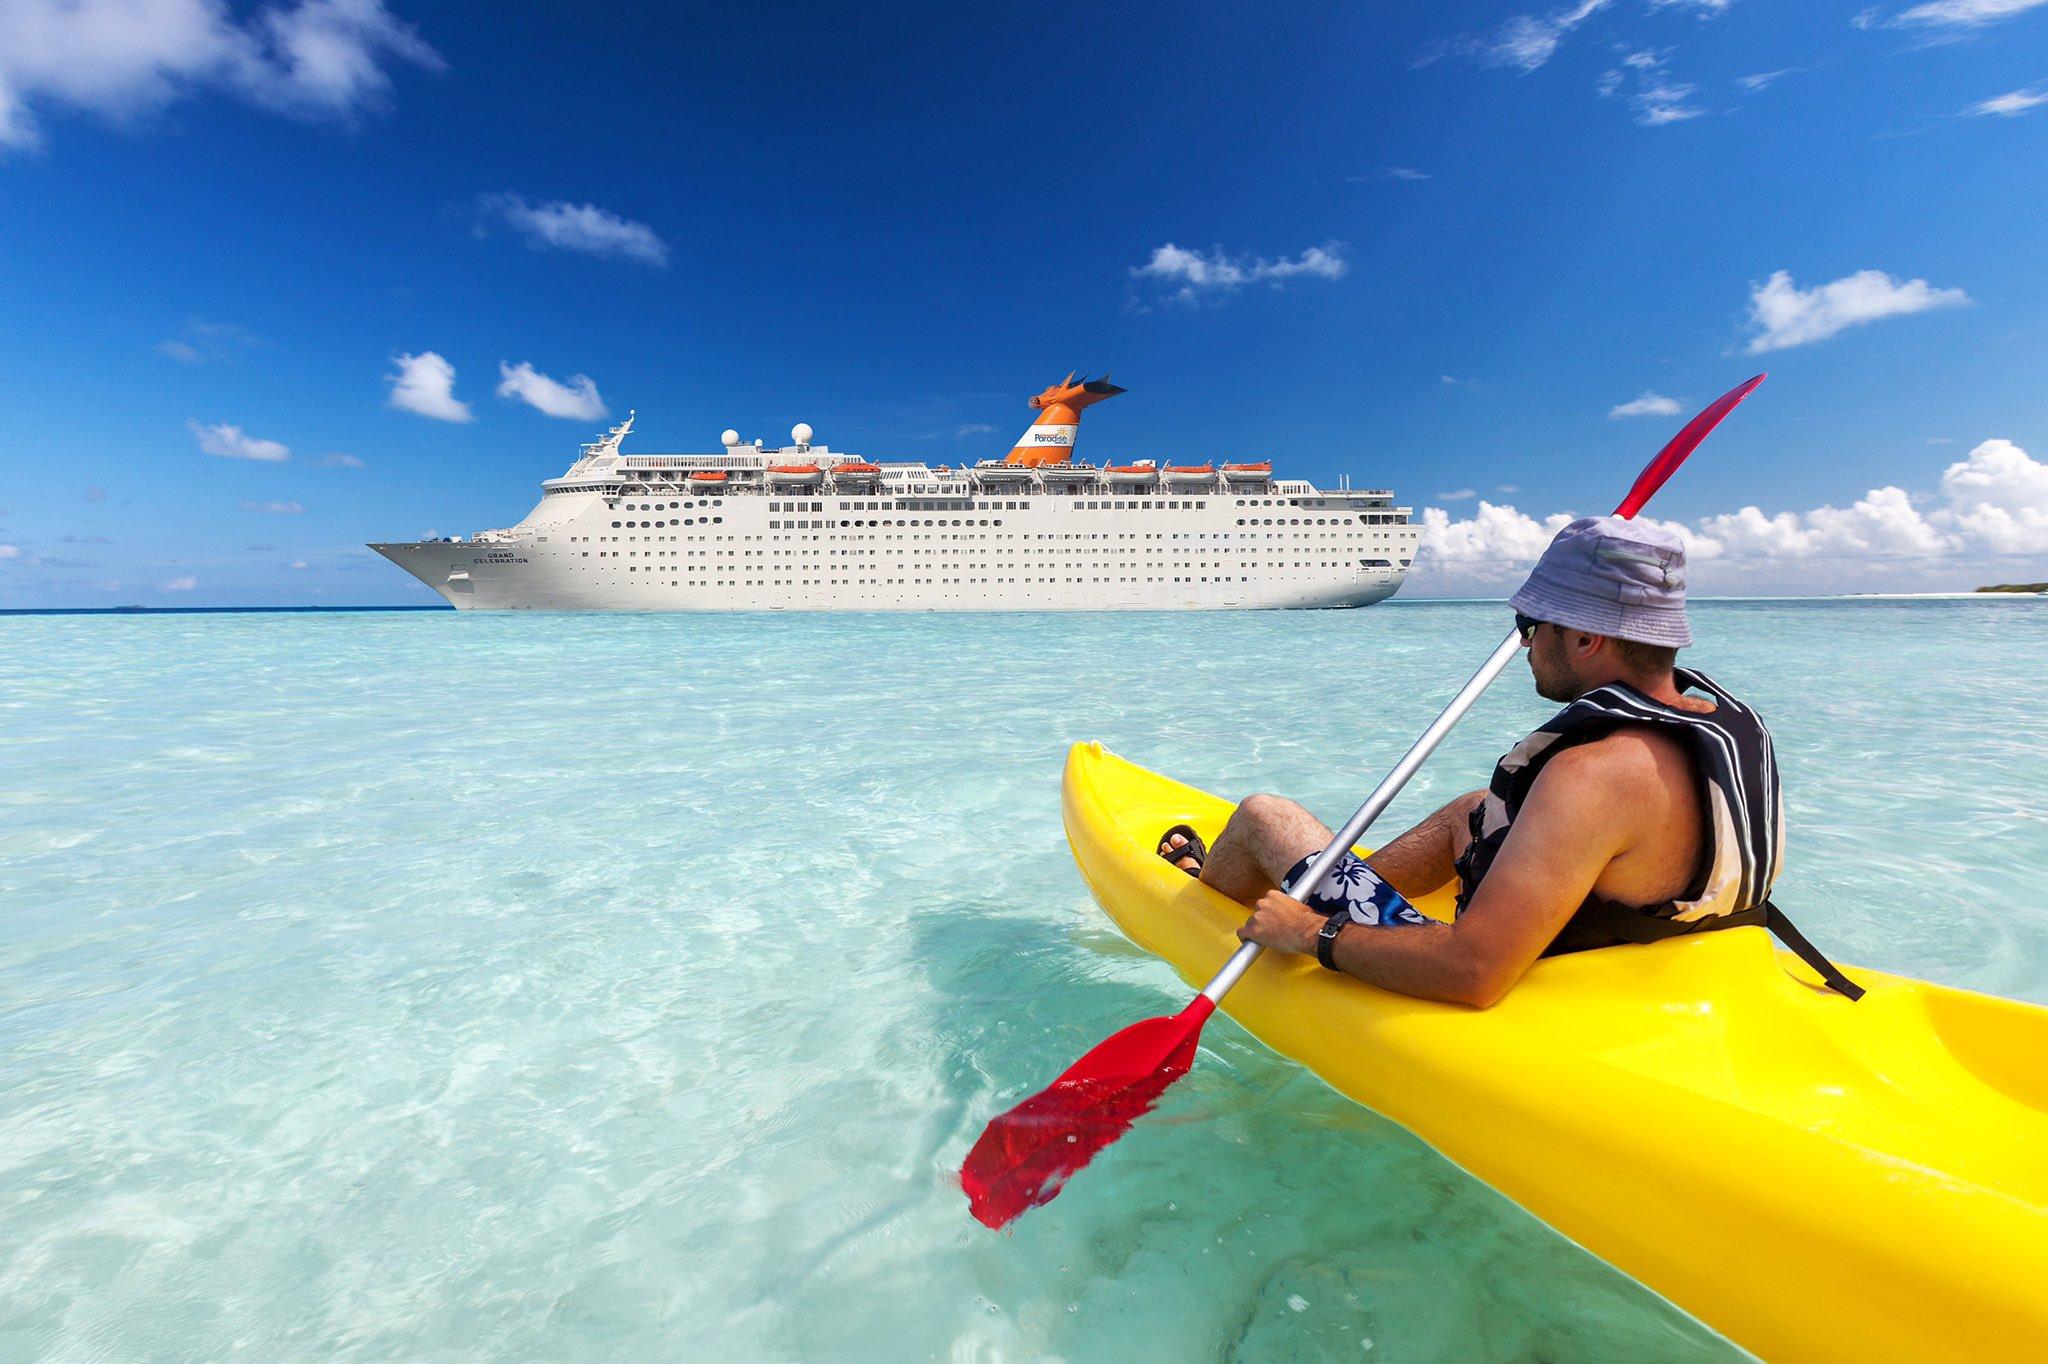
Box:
[1453,669,1861,996]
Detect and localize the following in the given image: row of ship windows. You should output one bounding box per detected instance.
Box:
[612,516,1385,532]
[579,538,1398,555]
[586,528,1402,542]
[605,496,1401,519]
[578,553,1410,569]
[600,573,1391,584]
[603,513,1402,535]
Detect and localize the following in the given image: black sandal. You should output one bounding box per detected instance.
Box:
[1157,824,1207,877]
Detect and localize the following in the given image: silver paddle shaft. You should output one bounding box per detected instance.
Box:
[1198,628,1524,1003]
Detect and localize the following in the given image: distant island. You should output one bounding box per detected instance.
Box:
[1976,583,2047,594]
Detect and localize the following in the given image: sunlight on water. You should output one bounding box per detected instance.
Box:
[2,600,2042,1359]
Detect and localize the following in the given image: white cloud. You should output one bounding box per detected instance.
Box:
[0,544,21,561]
[1132,241,1347,304]
[189,419,290,461]
[1598,49,1707,125]
[1650,0,1736,11]
[1414,439,2048,594]
[478,193,668,266]
[163,575,197,592]
[1743,269,1970,353]
[289,559,310,569]
[155,317,264,363]
[319,451,365,468]
[1437,488,1478,501]
[1610,391,1684,418]
[1936,437,2048,552]
[237,499,305,514]
[1965,86,2048,117]
[0,0,440,152]
[1881,0,2048,26]
[386,350,472,422]
[1481,0,1614,71]
[495,361,607,420]
[954,422,997,438]
[1735,68,1801,93]
[1382,166,1431,181]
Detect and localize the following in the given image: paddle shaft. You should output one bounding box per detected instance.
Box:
[1198,629,1521,1001]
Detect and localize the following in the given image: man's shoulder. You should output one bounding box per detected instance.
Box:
[1533,727,1690,801]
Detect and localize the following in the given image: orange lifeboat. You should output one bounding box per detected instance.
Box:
[687,470,729,486]
[832,461,881,475]
[1164,463,1216,485]
[767,464,825,487]
[1222,460,1273,486]
[1106,463,1159,486]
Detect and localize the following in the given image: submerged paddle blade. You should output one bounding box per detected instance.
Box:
[961,996,1216,1228]
[1614,373,1765,519]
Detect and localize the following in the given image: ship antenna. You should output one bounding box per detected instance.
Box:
[586,409,635,458]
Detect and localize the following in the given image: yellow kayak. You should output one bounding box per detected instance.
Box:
[1063,742,2048,1362]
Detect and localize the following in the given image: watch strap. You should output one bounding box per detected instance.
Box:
[1316,913,1352,970]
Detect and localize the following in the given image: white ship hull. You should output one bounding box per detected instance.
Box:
[373,485,1416,612]
[370,393,1421,613]
[373,540,1408,611]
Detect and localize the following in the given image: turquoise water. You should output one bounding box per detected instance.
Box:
[4,600,2044,1360]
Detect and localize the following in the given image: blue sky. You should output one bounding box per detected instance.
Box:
[1,0,2044,605]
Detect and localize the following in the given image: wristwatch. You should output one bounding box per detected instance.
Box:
[1316,913,1353,971]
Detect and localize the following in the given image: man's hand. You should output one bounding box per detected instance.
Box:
[1237,889,1327,956]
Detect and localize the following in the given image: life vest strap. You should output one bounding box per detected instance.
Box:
[1756,901,1865,1002]
[1546,897,1864,1001]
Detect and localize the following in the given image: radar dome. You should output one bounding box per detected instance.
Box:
[792,422,814,446]
[721,429,740,447]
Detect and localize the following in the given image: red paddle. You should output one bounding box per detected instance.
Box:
[960,374,1768,1230]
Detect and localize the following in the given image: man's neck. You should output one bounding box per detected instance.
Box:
[1582,669,1694,708]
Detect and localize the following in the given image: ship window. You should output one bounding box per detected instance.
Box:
[610,521,620,527]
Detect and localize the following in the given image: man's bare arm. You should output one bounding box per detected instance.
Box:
[1237,744,1647,1006]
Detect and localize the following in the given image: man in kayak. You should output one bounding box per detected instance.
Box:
[1159,516,1799,1008]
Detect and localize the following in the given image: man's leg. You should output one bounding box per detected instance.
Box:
[1188,789,1487,905]
[1196,794,1335,904]
[1358,790,1485,901]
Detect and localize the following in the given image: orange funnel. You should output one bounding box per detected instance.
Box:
[1003,374,1126,465]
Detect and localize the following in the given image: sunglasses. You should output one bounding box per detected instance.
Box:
[1514,611,1546,645]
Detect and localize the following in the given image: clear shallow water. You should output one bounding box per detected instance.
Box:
[3,600,2044,1361]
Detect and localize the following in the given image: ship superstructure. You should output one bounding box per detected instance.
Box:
[369,377,1420,611]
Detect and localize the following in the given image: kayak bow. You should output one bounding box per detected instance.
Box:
[1063,741,2048,1362]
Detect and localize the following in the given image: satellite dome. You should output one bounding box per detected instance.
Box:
[792,422,814,446]
[720,429,740,447]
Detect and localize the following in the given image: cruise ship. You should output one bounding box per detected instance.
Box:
[369,376,1420,611]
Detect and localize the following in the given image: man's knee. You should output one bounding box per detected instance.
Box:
[1234,792,1307,832]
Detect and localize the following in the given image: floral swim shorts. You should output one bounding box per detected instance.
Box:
[1281,849,1429,927]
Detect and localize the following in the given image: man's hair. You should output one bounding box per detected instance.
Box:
[1613,637,1680,674]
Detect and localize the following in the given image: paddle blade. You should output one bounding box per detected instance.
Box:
[1613,373,1766,519]
[961,996,1217,1228]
